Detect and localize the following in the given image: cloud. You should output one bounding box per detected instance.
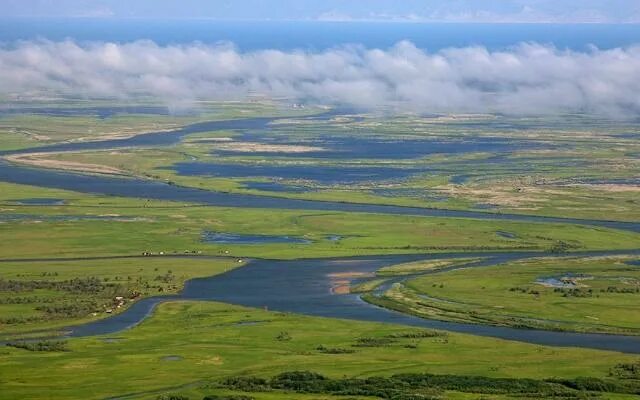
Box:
[2,40,640,117]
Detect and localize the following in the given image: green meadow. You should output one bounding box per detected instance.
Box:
[2,301,640,400]
[365,255,640,335]
[0,257,241,338]
[1,102,640,400]
[1,182,638,261]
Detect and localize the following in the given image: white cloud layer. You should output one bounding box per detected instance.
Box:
[2,40,640,116]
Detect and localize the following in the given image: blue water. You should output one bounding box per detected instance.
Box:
[61,251,640,353]
[535,273,592,288]
[243,181,312,193]
[201,231,311,245]
[496,231,518,239]
[0,106,173,119]
[9,198,65,205]
[233,132,541,160]
[0,214,142,222]
[170,161,424,185]
[2,19,640,50]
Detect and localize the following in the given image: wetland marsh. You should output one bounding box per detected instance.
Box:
[1,100,639,400]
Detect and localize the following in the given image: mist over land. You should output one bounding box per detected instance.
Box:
[3,39,640,117]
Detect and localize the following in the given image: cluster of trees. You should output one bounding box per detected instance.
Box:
[610,361,640,379]
[547,240,579,253]
[601,286,639,294]
[556,288,594,297]
[551,286,639,298]
[0,277,105,293]
[0,275,146,324]
[6,340,68,352]
[154,271,175,283]
[353,337,395,347]
[35,300,99,318]
[157,395,253,400]
[0,296,53,304]
[275,331,292,341]
[509,286,538,294]
[221,370,640,399]
[315,345,355,354]
[0,315,42,324]
[510,285,639,299]
[386,330,446,339]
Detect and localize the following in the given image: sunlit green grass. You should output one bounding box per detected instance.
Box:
[1,181,639,260]
[1,301,639,400]
[377,255,640,334]
[0,257,241,337]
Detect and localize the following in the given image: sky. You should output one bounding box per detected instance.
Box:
[2,0,640,23]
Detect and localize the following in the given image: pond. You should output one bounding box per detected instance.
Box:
[201,231,311,245]
[169,161,426,185]
[535,273,593,288]
[9,198,65,205]
[0,213,146,222]
[372,188,448,202]
[496,231,518,239]
[231,132,547,160]
[243,181,312,193]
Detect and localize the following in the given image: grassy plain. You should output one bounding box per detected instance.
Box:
[1,182,639,261]
[3,178,637,340]
[1,102,640,400]
[0,257,240,338]
[376,257,484,276]
[367,256,640,334]
[2,301,640,400]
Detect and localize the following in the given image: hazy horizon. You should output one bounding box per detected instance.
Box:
[2,0,640,24]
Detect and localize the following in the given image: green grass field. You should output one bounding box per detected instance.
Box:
[2,102,640,400]
[2,301,640,400]
[1,182,639,261]
[0,257,241,337]
[366,255,640,334]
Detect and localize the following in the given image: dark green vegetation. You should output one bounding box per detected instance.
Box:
[6,340,68,352]
[217,369,640,399]
[0,100,639,399]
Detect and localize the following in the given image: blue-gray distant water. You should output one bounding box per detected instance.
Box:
[2,19,640,50]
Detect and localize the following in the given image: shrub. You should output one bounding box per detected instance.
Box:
[353,337,395,347]
[221,376,269,392]
[316,345,355,354]
[6,340,68,352]
[156,395,189,400]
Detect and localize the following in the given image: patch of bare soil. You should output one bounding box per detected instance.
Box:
[5,152,127,176]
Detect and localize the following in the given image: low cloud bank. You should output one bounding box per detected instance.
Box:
[2,40,639,116]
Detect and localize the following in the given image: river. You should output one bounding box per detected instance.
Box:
[1,113,639,353]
